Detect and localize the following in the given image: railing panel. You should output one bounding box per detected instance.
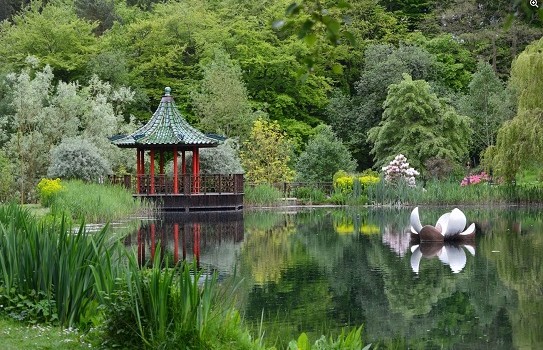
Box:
[108,174,244,196]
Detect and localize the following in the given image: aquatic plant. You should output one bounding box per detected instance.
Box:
[0,204,114,327]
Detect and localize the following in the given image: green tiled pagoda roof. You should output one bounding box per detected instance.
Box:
[111,87,219,148]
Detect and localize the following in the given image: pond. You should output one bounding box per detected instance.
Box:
[124,207,543,349]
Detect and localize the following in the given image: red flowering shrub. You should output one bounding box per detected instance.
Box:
[460,172,490,186]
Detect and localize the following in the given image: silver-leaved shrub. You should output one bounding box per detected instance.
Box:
[47,137,111,181]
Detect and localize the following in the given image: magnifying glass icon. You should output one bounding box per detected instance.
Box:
[531,0,539,8]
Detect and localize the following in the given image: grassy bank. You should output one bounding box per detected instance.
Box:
[42,179,152,223]
[0,317,90,350]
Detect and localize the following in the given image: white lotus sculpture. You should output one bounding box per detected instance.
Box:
[410,207,476,242]
[410,243,476,274]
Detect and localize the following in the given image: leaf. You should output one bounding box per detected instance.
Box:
[325,18,341,36]
[296,332,311,350]
[298,19,315,39]
[337,0,352,9]
[331,63,343,74]
[362,344,373,350]
[304,33,318,46]
[286,3,301,16]
[343,31,356,46]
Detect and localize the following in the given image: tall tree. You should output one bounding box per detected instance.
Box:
[458,61,515,162]
[240,118,295,184]
[191,49,256,139]
[295,124,357,183]
[368,74,471,172]
[485,38,543,181]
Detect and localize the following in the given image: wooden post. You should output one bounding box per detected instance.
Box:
[173,147,178,194]
[136,149,141,194]
[150,149,155,194]
[159,150,164,192]
[182,150,186,174]
[192,147,199,193]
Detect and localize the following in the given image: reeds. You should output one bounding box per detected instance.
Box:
[367,179,543,206]
[244,184,283,206]
[94,249,261,349]
[0,204,115,327]
[50,180,152,223]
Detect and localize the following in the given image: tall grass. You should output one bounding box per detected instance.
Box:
[367,179,543,206]
[51,180,152,223]
[0,204,116,327]
[244,184,283,207]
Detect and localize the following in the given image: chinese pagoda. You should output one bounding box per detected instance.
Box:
[110,87,243,211]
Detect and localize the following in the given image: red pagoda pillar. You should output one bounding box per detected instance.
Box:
[173,147,178,194]
[150,149,155,194]
[192,147,200,193]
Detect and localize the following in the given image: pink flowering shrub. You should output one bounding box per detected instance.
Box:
[460,171,490,186]
[382,154,420,187]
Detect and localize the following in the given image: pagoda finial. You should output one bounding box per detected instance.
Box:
[164,87,171,96]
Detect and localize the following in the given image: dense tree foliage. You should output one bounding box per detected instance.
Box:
[486,38,543,181]
[368,74,471,172]
[0,0,542,197]
[0,2,98,82]
[295,124,356,183]
[240,118,295,184]
[458,62,515,162]
[191,49,257,139]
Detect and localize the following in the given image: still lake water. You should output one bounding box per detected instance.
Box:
[124,207,543,349]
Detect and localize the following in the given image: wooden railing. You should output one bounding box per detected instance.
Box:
[108,174,244,195]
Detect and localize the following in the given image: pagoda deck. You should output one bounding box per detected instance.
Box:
[109,173,244,211]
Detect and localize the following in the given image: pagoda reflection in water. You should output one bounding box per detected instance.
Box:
[125,211,244,270]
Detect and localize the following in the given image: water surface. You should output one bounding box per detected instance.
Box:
[125,207,543,349]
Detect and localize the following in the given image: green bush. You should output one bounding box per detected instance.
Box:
[47,137,111,181]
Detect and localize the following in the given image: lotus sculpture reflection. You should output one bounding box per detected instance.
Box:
[410,207,475,242]
[410,243,476,274]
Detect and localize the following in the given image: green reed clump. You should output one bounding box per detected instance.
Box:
[244,184,283,206]
[366,178,543,206]
[0,204,115,327]
[50,180,151,223]
[95,251,263,350]
[288,326,370,350]
[367,179,422,206]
